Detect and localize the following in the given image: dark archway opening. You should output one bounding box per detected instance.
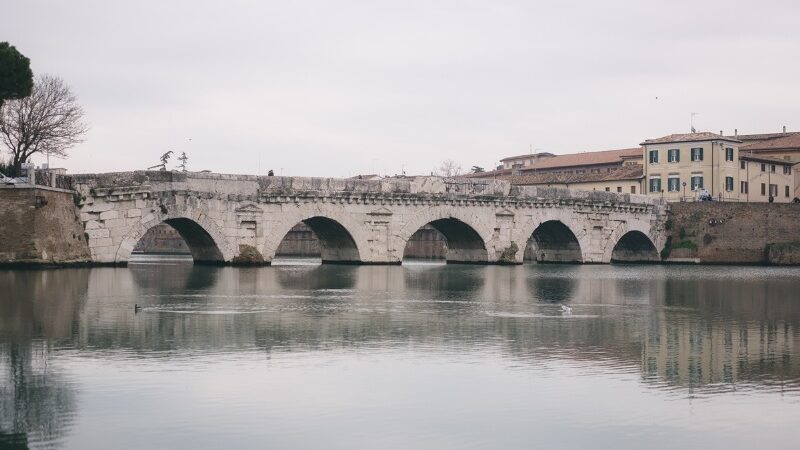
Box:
[131,218,224,264]
[274,217,360,265]
[403,218,487,264]
[525,220,583,263]
[611,231,660,263]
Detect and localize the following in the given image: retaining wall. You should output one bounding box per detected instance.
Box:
[0,187,92,265]
[664,202,800,265]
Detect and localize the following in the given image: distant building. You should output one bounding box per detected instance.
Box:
[476,130,796,203]
[732,129,800,198]
[495,164,644,194]
[497,147,642,176]
[642,132,796,202]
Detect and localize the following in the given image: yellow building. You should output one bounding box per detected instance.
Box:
[642,132,742,201]
[738,154,796,202]
[642,132,797,203]
[736,130,800,197]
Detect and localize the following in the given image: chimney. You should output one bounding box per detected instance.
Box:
[720,130,723,136]
[783,125,787,133]
[735,128,738,136]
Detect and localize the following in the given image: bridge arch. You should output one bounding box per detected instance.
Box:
[116,211,234,264]
[524,220,585,263]
[604,225,660,263]
[397,209,492,263]
[263,210,367,264]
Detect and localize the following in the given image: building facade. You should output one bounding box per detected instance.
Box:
[735,130,800,198]
[642,132,796,203]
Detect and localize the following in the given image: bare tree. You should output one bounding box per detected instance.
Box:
[0,74,88,173]
[434,159,463,177]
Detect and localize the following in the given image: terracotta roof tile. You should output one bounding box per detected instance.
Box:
[527,147,642,170]
[641,132,741,145]
[499,164,644,186]
[739,133,800,151]
[740,154,797,166]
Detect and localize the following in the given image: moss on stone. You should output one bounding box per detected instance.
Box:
[499,241,519,264]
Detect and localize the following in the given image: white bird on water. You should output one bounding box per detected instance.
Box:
[560,304,573,314]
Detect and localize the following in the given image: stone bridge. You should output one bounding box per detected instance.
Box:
[70,171,669,265]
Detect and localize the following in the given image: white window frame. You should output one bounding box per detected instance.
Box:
[649,177,661,193]
[667,149,679,163]
[667,176,680,192]
[690,175,703,191]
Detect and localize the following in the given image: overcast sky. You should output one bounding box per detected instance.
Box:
[4,0,799,176]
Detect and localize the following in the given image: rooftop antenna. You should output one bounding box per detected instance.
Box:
[690,112,698,133]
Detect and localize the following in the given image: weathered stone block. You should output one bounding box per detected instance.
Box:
[86,228,110,239]
[88,237,113,248]
[104,218,126,230]
[127,209,142,218]
[99,210,119,220]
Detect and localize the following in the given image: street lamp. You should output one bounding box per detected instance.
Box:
[682,181,687,202]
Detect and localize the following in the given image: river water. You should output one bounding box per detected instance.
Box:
[1,258,799,449]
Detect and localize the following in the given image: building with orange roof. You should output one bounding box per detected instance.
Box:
[474,129,796,202]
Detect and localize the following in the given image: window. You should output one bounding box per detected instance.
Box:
[617,186,622,193]
[784,166,792,174]
[691,147,704,161]
[604,187,610,192]
[576,169,585,174]
[591,168,600,174]
[668,149,680,163]
[740,181,748,194]
[631,186,636,194]
[786,186,791,198]
[725,147,734,161]
[761,163,766,172]
[690,175,703,191]
[740,160,746,170]
[725,176,734,191]
[667,177,680,192]
[770,184,778,196]
[649,150,659,164]
[771,164,776,173]
[761,183,766,195]
[649,177,661,193]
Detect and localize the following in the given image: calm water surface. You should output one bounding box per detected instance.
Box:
[2,258,800,449]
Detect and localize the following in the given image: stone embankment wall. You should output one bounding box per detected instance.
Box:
[664,202,800,265]
[0,187,91,265]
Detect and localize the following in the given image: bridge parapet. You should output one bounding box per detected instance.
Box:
[72,171,664,206]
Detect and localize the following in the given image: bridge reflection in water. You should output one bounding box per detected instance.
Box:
[1,264,799,447]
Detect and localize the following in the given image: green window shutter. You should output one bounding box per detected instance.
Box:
[699,148,704,161]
